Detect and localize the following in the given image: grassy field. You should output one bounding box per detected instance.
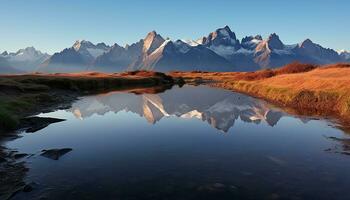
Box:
[171,63,350,123]
[2,64,350,131]
[0,71,183,132]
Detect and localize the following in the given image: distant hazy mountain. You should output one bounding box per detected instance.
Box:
[339,50,350,61]
[0,47,49,73]
[93,42,143,72]
[1,26,349,73]
[0,56,23,74]
[39,40,110,72]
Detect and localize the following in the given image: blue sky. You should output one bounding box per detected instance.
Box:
[1,0,349,54]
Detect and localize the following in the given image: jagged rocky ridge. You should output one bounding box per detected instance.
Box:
[1,26,349,73]
[0,47,50,73]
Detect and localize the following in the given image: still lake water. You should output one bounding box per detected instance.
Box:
[6,85,350,200]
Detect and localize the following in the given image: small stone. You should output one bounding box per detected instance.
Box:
[14,153,28,159]
[0,156,6,163]
[23,184,33,192]
[41,148,72,160]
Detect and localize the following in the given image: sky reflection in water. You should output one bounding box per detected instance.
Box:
[7,85,350,200]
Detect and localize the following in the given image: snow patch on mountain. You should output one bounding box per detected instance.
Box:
[235,48,254,55]
[174,40,191,53]
[86,48,108,58]
[180,110,203,119]
[338,50,350,60]
[182,39,200,47]
[209,45,236,58]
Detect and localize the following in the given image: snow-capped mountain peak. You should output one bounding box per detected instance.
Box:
[338,49,348,54]
[202,25,239,47]
[199,26,242,58]
[241,35,263,50]
[339,50,350,60]
[266,33,284,50]
[72,40,111,59]
[1,51,9,56]
[299,39,315,48]
[3,26,347,74]
[143,31,165,55]
[0,46,50,72]
[181,39,201,47]
[10,47,49,61]
[173,40,191,53]
[73,40,95,51]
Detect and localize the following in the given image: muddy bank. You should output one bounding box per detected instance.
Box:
[0,145,30,200]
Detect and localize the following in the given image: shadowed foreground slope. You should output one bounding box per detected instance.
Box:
[0,71,183,132]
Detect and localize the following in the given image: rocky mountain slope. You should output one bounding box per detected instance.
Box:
[0,47,49,73]
[2,26,349,73]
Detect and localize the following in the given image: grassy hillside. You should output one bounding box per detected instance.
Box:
[0,71,183,132]
[171,63,350,123]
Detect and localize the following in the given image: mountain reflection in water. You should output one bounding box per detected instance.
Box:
[5,85,350,200]
[69,85,285,132]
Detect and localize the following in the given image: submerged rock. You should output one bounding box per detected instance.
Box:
[23,182,35,192]
[0,156,6,163]
[326,136,350,155]
[40,148,72,160]
[13,153,28,159]
[20,117,65,133]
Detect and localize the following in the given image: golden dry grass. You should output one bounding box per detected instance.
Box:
[171,63,350,121]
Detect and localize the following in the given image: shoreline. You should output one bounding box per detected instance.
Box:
[0,71,184,199]
[0,71,184,134]
[170,63,350,128]
[1,66,350,199]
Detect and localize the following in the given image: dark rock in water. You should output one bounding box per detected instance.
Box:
[13,153,28,159]
[0,159,28,200]
[40,148,72,160]
[0,156,6,163]
[23,184,33,192]
[20,117,66,133]
[326,136,350,155]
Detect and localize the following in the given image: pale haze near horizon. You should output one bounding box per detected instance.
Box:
[0,0,349,54]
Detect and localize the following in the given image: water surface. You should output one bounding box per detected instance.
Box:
[6,85,350,200]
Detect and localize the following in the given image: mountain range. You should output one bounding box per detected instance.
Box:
[1,26,349,73]
[0,47,50,73]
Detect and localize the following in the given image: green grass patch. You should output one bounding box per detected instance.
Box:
[0,103,19,131]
